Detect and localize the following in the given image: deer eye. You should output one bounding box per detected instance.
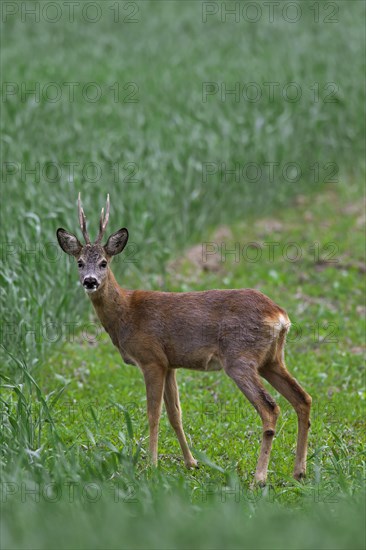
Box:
[77,260,84,269]
[100,261,108,269]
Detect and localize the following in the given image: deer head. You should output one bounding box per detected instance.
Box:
[56,194,129,293]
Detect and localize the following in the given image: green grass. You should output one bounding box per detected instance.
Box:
[1,0,365,365]
[1,179,365,549]
[1,1,365,548]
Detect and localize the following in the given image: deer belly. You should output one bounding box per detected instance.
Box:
[205,355,223,371]
[118,349,137,366]
[187,354,222,372]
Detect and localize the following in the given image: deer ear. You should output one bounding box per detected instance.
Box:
[104,228,129,257]
[57,228,83,257]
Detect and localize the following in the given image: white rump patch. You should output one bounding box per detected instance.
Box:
[277,313,291,331]
[264,313,291,338]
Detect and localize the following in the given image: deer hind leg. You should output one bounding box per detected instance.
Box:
[224,357,280,486]
[261,360,312,481]
[164,369,198,468]
[142,364,167,466]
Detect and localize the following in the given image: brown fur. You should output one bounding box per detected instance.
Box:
[57,198,312,484]
[89,270,311,483]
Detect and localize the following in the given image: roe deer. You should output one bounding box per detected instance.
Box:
[56,194,312,484]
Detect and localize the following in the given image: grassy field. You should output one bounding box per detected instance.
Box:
[1,179,365,549]
[1,0,365,365]
[1,1,365,549]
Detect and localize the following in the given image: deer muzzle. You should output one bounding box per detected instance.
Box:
[83,276,99,292]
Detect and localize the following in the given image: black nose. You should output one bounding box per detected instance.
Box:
[83,277,98,289]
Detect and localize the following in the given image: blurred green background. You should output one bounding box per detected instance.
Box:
[1,1,365,549]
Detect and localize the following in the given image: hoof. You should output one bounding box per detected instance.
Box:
[293,471,306,481]
[185,459,199,469]
[253,475,267,488]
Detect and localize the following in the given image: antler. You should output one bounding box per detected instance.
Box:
[77,192,91,244]
[95,194,110,243]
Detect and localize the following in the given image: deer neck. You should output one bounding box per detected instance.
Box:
[88,270,130,339]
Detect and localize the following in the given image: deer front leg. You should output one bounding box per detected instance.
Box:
[164,369,198,469]
[142,364,166,466]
